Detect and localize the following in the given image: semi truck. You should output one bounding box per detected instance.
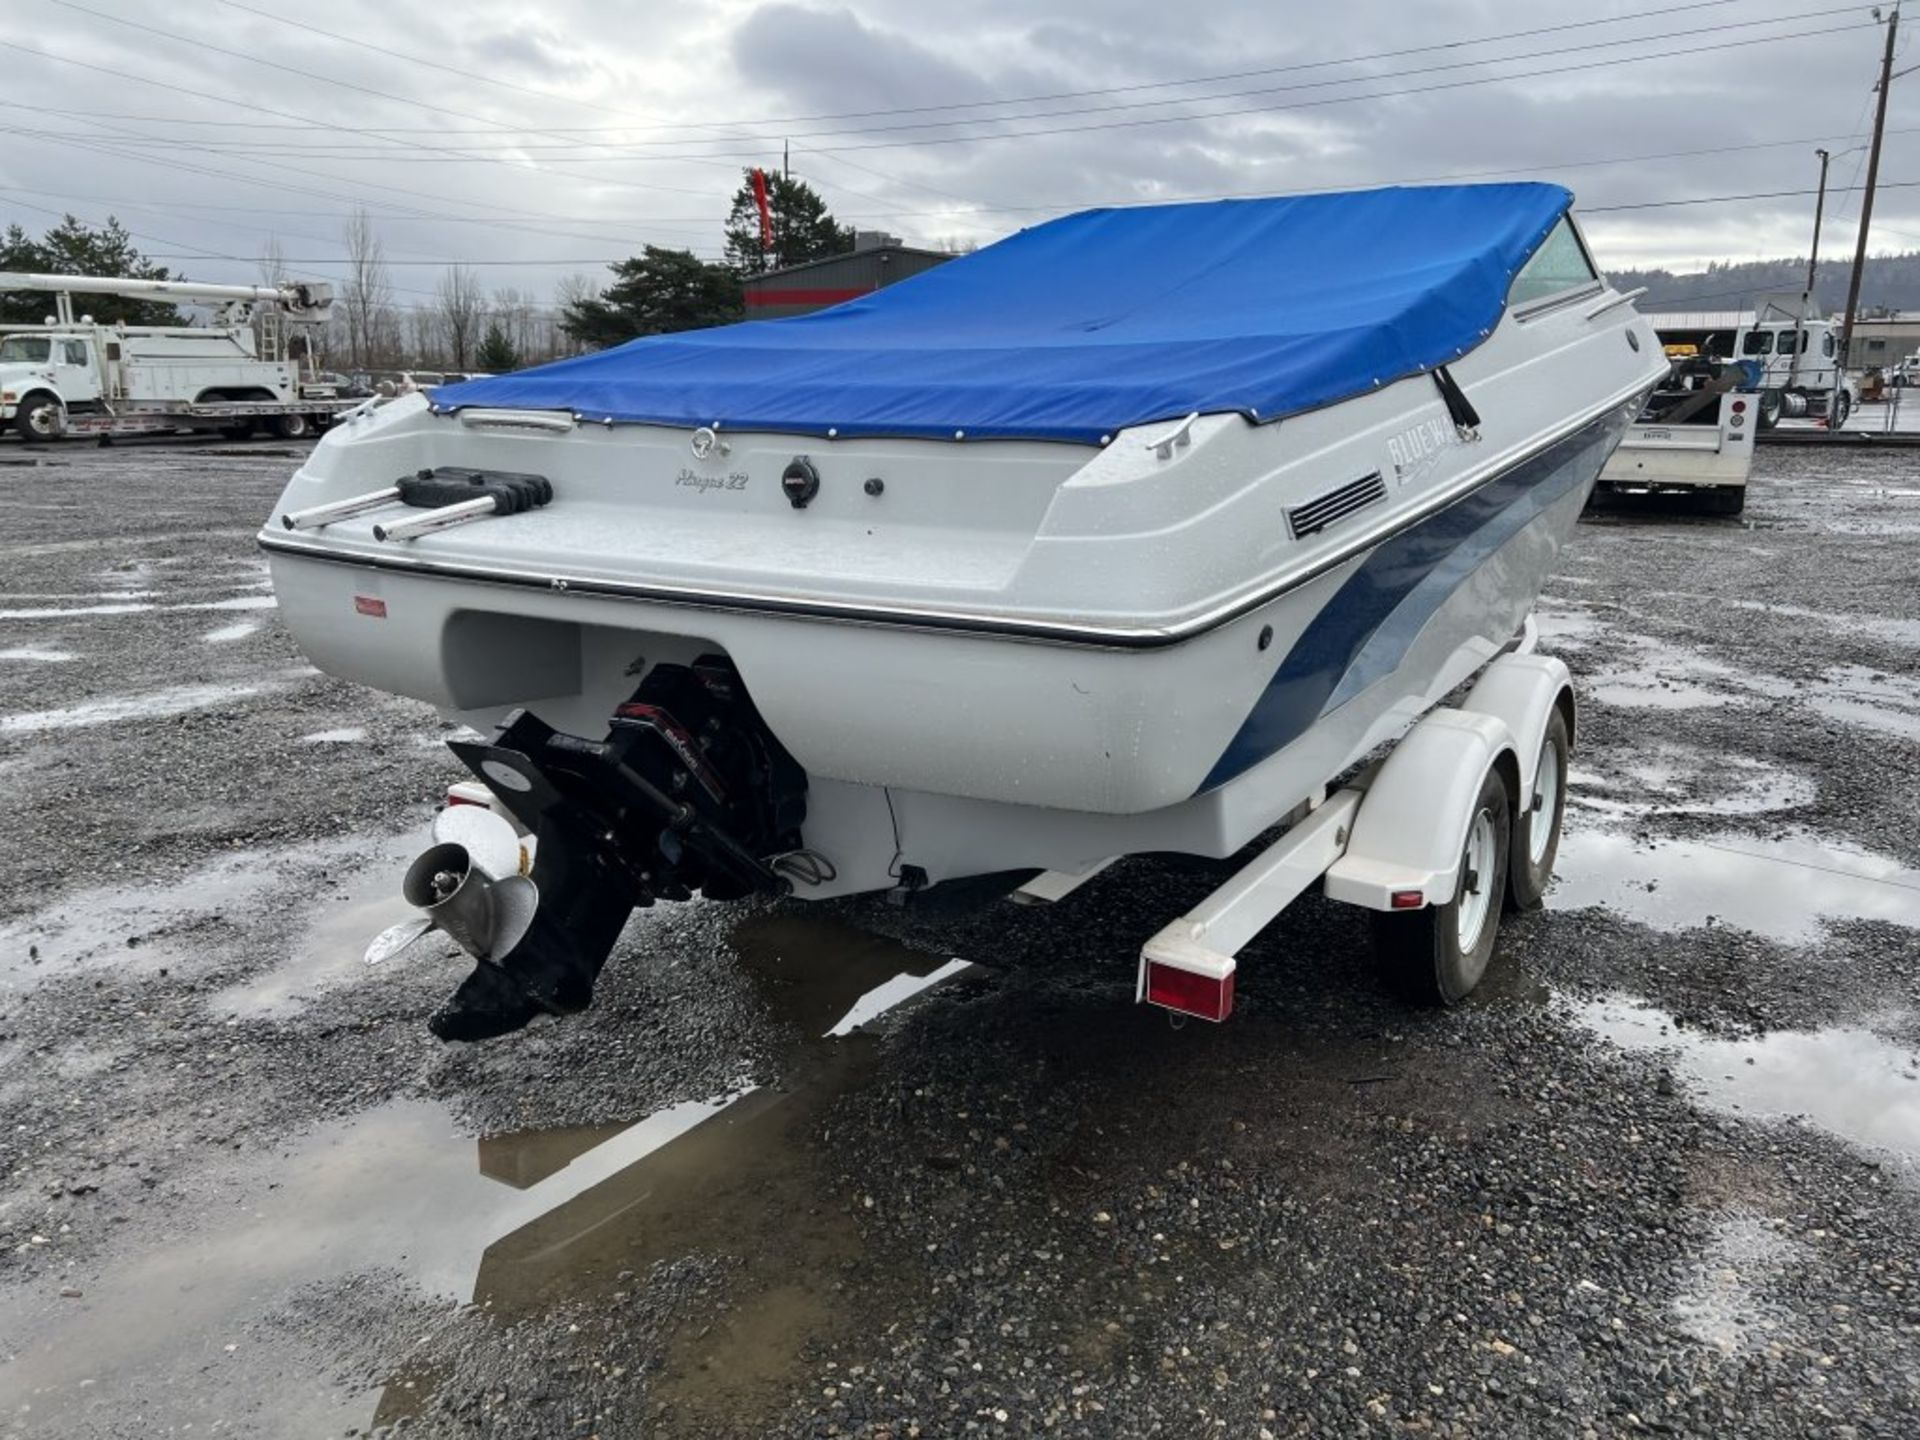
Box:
[1647,295,1856,430]
[0,272,358,441]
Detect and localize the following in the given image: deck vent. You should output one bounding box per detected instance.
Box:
[1287,471,1387,540]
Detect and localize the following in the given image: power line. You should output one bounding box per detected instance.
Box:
[618,22,1888,159]
[29,5,1869,159]
[33,15,1860,167]
[207,0,1759,135]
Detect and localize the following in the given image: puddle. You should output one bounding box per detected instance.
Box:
[1574,994,1920,1168]
[209,838,424,1019]
[2,590,162,602]
[1571,748,1816,818]
[0,833,378,990]
[1582,636,1796,713]
[176,595,278,613]
[0,681,272,735]
[1587,671,1729,710]
[0,594,276,623]
[1553,825,1920,943]
[7,910,973,1433]
[1672,1212,1808,1355]
[0,645,76,663]
[0,601,157,620]
[1534,602,1606,646]
[1717,599,1920,647]
[1804,665,1920,742]
[299,725,368,744]
[203,618,262,644]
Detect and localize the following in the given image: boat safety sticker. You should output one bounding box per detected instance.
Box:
[354,595,388,618]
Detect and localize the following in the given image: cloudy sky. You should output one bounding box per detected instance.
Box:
[2,0,1917,312]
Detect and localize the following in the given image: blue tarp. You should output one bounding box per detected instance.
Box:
[435,183,1573,446]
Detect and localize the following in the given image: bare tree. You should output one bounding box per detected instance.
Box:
[406,304,441,369]
[342,208,391,371]
[491,286,536,360]
[437,264,484,372]
[553,272,601,356]
[257,234,288,289]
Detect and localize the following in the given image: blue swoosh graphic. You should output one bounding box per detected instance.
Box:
[1199,412,1615,792]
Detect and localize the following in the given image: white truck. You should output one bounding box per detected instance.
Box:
[1596,378,1755,515]
[0,272,358,442]
[1649,296,1856,430]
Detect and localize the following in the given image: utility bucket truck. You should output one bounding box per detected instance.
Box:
[0,272,359,441]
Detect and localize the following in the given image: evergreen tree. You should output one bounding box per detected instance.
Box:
[476,320,520,373]
[722,169,853,276]
[0,217,182,326]
[560,246,743,349]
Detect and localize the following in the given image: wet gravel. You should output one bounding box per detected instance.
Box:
[1,439,1918,1437]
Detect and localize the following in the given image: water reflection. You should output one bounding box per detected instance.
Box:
[1574,994,1920,1167]
[1553,826,1920,943]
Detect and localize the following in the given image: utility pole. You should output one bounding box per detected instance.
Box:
[1841,3,1900,368]
[1804,147,1832,308]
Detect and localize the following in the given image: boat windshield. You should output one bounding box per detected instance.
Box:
[1507,218,1599,307]
[0,336,52,364]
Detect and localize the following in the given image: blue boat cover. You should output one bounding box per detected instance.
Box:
[435,182,1573,446]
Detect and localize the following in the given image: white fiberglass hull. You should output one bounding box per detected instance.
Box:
[264,292,1662,896]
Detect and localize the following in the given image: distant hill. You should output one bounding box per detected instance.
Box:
[1608,252,1920,315]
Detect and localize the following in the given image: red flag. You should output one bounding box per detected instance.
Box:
[751,168,773,252]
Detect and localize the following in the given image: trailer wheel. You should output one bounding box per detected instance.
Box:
[1701,486,1745,517]
[14,392,65,440]
[273,412,312,440]
[1372,765,1511,1005]
[1507,708,1568,911]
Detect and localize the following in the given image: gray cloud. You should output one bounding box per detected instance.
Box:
[0,0,1913,308]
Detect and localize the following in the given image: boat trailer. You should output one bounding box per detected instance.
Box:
[371,634,1572,1040]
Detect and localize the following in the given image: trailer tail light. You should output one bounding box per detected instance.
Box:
[1390,889,1425,909]
[1142,954,1235,1022]
[1730,400,1747,413]
[446,781,494,810]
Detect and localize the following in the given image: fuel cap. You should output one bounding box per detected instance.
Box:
[781,456,820,509]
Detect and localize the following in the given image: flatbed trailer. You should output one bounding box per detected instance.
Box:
[50,395,362,442]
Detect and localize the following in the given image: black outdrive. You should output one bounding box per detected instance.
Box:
[429,656,807,1042]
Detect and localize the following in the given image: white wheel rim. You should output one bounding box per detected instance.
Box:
[1528,739,1560,867]
[1456,807,1496,951]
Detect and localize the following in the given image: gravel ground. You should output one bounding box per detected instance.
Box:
[0,437,1916,1438]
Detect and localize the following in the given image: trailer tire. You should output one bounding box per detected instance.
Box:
[14,392,65,441]
[1702,486,1745,516]
[1372,765,1511,1006]
[273,412,312,440]
[1506,708,1568,912]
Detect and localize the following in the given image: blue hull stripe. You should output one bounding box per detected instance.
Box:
[1199,412,1616,792]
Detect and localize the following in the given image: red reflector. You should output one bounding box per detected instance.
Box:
[1144,960,1234,1022]
[1390,889,1425,910]
[446,794,486,808]
[354,595,388,618]
[1730,400,1747,414]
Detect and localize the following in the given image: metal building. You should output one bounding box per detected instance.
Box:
[741,232,955,319]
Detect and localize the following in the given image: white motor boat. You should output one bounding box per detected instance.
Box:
[263,183,1666,1039]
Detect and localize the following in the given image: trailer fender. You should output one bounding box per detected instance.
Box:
[1323,708,1519,911]
[1461,652,1575,793]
